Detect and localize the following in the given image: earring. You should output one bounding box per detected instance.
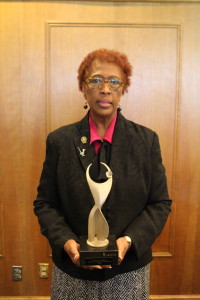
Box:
[83,101,88,109]
[117,104,122,111]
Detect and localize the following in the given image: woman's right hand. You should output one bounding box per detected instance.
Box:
[64,239,111,270]
[64,239,80,267]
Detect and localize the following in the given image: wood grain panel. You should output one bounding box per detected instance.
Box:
[47,0,200,2]
[0,2,52,296]
[0,171,4,257]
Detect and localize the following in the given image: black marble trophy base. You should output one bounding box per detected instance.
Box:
[79,235,118,266]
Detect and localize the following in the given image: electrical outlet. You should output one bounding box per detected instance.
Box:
[12,266,22,281]
[38,263,49,279]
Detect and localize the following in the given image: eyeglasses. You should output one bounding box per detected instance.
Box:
[84,76,124,91]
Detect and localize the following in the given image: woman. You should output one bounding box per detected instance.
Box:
[34,49,172,299]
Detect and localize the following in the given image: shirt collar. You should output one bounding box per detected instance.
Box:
[89,113,117,144]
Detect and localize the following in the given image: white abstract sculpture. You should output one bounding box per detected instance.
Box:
[86,162,113,247]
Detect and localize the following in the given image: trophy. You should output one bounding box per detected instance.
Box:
[80,162,118,266]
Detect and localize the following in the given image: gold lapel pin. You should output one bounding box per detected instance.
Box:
[81,136,87,144]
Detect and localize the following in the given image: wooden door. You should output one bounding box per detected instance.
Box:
[0,1,200,299]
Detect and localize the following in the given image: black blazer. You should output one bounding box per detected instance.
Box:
[34,112,172,281]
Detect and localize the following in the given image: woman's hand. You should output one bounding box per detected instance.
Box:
[116,237,131,265]
[64,239,111,270]
[64,239,80,267]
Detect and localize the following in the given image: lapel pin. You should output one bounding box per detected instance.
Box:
[81,136,87,144]
[78,147,86,157]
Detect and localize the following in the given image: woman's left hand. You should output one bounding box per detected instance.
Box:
[116,237,131,265]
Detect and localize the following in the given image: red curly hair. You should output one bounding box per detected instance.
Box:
[77,48,132,94]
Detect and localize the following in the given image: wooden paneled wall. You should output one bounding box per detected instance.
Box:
[0,1,200,298]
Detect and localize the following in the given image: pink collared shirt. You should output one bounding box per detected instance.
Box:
[89,113,117,153]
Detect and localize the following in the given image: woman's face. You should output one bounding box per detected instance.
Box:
[82,60,124,121]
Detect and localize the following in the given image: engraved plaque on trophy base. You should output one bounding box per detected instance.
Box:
[80,235,118,266]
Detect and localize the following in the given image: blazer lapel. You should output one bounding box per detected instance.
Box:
[109,113,136,175]
[74,113,95,171]
[74,112,140,175]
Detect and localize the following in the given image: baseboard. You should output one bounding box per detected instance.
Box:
[150,296,200,300]
[0,298,50,300]
[0,296,200,300]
